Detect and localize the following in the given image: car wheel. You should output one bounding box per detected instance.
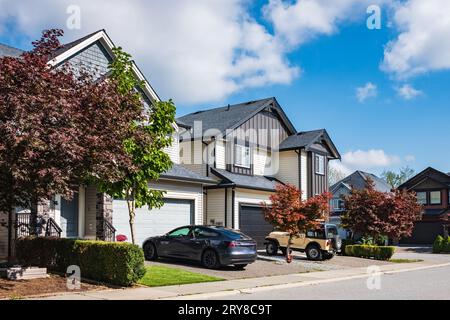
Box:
[144,242,158,261]
[202,249,220,269]
[266,241,279,256]
[234,264,248,270]
[323,252,335,260]
[306,244,323,261]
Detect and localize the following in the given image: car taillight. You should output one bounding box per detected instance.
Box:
[227,241,237,248]
[326,240,331,246]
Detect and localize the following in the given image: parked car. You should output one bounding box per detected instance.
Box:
[264,223,342,261]
[143,225,257,269]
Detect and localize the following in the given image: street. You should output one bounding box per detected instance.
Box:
[208,264,450,300]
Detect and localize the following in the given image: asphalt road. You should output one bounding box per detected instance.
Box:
[209,264,450,300]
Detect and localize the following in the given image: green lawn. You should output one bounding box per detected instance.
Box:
[138,266,224,287]
[389,259,423,264]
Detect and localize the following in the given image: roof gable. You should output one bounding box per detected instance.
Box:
[331,171,391,192]
[177,97,297,140]
[279,129,341,159]
[0,43,23,58]
[399,167,450,190]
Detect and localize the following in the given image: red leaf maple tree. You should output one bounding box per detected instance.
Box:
[262,184,331,262]
[0,30,145,242]
[341,180,422,242]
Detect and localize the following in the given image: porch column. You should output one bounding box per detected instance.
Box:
[78,186,86,238]
[96,193,113,240]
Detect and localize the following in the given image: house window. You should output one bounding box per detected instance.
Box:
[315,155,325,175]
[430,191,442,205]
[235,144,251,168]
[416,192,427,205]
[331,199,345,211]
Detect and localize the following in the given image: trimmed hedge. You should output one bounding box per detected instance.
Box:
[16,237,146,286]
[433,235,450,253]
[345,245,395,261]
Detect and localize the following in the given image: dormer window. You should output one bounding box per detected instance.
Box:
[315,154,325,175]
[235,144,250,168]
[430,191,442,205]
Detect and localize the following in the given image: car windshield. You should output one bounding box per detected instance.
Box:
[326,226,338,239]
[216,228,252,240]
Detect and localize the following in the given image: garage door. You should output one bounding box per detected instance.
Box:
[239,205,273,249]
[113,198,194,247]
[400,221,445,244]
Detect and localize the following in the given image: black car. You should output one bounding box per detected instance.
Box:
[142,225,257,269]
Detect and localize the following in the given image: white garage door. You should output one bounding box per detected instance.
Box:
[113,198,194,247]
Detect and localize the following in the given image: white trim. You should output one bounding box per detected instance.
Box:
[47,30,160,103]
[78,186,86,238]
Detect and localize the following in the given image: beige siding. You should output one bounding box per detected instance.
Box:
[205,189,226,226]
[234,188,272,230]
[150,180,204,225]
[275,150,299,187]
[254,148,273,176]
[179,140,207,176]
[164,132,180,164]
[215,140,226,169]
[300,150,308,199]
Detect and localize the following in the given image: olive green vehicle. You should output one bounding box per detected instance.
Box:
[264,223,342,261]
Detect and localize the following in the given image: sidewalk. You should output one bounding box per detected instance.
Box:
[34,260,450,300]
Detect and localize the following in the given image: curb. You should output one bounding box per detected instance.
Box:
[164,262,450,300]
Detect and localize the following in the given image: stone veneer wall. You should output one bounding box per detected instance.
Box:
[96,193,113,240]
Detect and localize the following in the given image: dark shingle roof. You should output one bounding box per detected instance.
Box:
[279,129,341,159]
[399,167,450,190]
[0,43,23,58]
[161,164,216,184]
[423,209,448,217]
[279,129,324,150]
[177,97,296,138]
[50,30,105,59]
[331,171,391,193]
[211,168,281,192]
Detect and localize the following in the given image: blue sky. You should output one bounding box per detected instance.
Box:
[0,0,449,176]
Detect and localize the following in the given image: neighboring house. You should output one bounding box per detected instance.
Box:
[398,167,450,244]
[177,99,341,248]
[0,30,215,259]
[329,171,391,239]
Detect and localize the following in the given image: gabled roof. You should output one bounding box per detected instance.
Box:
[330,170,391,193]
[0,43,23,58]
[1,30,160,104]
[177,97,297,139]
[160,164,216,185]
[209,168,281,192]
[398,167,450,190]
[279,129,341,159]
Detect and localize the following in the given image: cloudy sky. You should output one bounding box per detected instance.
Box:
[1,0,449,176]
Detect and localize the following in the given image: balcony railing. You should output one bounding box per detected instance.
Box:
[103,219,116,242]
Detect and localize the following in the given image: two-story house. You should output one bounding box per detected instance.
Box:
[329,171,391,239]
[177,99,341,247]
[0,30,216,260]
[398,167,450,244]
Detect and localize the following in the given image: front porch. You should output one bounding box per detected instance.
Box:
[1,186,116,261]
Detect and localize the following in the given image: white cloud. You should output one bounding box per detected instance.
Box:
[0,0,298,104]
[405,155,415,162]
[356,82,377,102]
[382,0,450,79]
[263,0,385,47]
[331,149,402,175]
[396,84,423,100]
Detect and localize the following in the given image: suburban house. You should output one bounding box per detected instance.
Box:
[0,30,341,260]
[329,171,391,239]
[398,167,450,244]
[177,100,341,247]
[0,30,216,259]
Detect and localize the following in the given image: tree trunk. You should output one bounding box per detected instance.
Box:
[127,190,136,245]
[7,204,14,262]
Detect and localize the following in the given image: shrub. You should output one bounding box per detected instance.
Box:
[344,245,395,261]
[433,235,445,253]
[16,237,145,286]
[340,239,355,256]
